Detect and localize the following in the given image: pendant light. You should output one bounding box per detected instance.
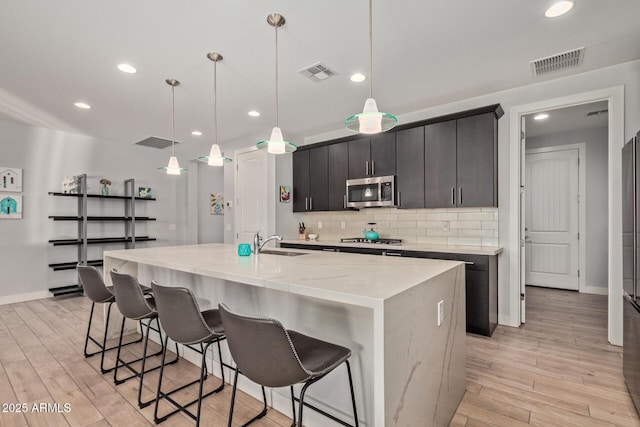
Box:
[256,13,297,154]
[158,79,187,175]
[344,0,397,134]
[198,52,232,166]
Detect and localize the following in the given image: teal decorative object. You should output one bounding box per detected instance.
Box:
[237,243,251,256]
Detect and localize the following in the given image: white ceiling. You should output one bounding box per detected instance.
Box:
[525,100,609,138]
[1,1,639,150]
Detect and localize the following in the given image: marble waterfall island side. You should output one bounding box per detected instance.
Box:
[103,244,466,427]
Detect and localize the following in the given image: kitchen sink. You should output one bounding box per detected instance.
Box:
[258,249,308,256]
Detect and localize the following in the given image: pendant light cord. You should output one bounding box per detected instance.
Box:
[213,61,218,145]
[171,84,176,156]
[275,23,279,128]
[369,0,373,99]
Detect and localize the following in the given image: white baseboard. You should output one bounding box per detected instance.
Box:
[0,291,51,306]
[584,285,608,295]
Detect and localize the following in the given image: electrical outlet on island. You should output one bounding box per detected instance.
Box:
[437,300,444,326]
[318,221,323,229]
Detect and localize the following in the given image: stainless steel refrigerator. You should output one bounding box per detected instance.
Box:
[623,132,640,416]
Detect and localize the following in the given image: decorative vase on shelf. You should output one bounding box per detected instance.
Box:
[101,185,109,196]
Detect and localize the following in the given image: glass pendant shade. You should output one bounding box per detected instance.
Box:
[257,126,297,154]
[166,156,181,175]
[197,52,233,167]
[158,78,187,175]
[256,13,297,155]
[345,98,397,134]
[344,0,397,134]
[198,143,231,166]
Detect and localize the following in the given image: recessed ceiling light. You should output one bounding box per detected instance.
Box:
[192,131,202,136]
[117,63,137,74]
[248,110,260,117]
[545,1,574,18]
[534,113,549,120]
[350,73,366,83]
[74,102,91,109]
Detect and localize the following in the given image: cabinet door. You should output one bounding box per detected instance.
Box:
[348,137,371,178]
[328,143,349,210]
[370,133,396,177]
[308,146,329,211]
[424,120,457,208]
[396,127,425,209]
[466,269,490,336]
[292,150,310,212]
[456,112,497,207]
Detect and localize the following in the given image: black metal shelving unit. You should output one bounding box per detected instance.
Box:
[47,175,156,296]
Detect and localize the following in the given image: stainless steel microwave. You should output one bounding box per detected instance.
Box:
[346,175,395,208]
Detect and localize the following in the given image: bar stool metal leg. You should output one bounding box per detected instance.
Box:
[227,366,268,427]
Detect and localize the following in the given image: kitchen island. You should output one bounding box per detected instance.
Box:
[103,244,466,427]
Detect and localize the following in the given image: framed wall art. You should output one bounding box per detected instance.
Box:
[0,167,23,192]
[0,193,22,219]
[211,193,224,215]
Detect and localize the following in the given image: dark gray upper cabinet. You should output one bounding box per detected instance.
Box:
[292,150,310,212]
[309,146,329,211]
[396,126,425,209]
[424,120,457,208]
[328,143,349,210]
[293,146,329,212]
[348,134,396,178]
[456,112,497,207]
[348,137,370,178]
[370,133,396,177]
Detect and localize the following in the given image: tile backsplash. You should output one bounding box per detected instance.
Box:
[299,207,499,246]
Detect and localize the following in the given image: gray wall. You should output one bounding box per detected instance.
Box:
[527,126,609,290]
[197,161,225,243]
[0,119,181,299]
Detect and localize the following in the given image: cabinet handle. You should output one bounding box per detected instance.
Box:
[310,197,313,211]
[305,197,308,211]
[464,261,475,265]
[366,161,369,176]
[459,187,463,205]
[451,188,455,206]
[385,252,402,257]
[344,194,347,209]
[397,191,401,207]
[372,160,376,175]
[322,248,337,252]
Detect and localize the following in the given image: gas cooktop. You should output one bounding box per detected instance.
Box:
[340,237,402,245]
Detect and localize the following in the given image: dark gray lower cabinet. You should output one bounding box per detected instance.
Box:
[280,242,498,336]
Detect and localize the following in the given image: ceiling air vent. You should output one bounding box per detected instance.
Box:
[530,47,585,77]
[298,62,336,82]
[586,109,608,117]
[134,136,179,149]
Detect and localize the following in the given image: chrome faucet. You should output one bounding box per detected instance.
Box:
[253,230,283,254]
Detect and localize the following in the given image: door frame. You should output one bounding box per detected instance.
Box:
[524,144,586,294]
[509,86,624,345]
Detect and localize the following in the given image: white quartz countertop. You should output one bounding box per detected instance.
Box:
[280,239,503,256]
[104,244,462,308]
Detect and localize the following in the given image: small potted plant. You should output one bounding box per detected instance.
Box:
[99,178,111,196]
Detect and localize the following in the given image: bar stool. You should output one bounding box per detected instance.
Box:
[77,264,149,374]
[151,281,228,427]
[110,270,179,408]
[219,303,359,427]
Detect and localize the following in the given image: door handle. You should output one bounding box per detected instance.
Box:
[372,160,376,175]
[366,161,369,176]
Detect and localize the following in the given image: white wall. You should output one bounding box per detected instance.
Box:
[527,127,609,290]
[0,118,181,300]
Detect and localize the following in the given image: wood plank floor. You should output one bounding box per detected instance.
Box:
[1,286,639,426]
[453,286,640,427]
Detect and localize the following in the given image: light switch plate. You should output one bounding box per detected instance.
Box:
[169,223,176,231]
[341,221,346,229]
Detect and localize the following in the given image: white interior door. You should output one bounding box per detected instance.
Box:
[234,148,269,245]
[525,148,579,290]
